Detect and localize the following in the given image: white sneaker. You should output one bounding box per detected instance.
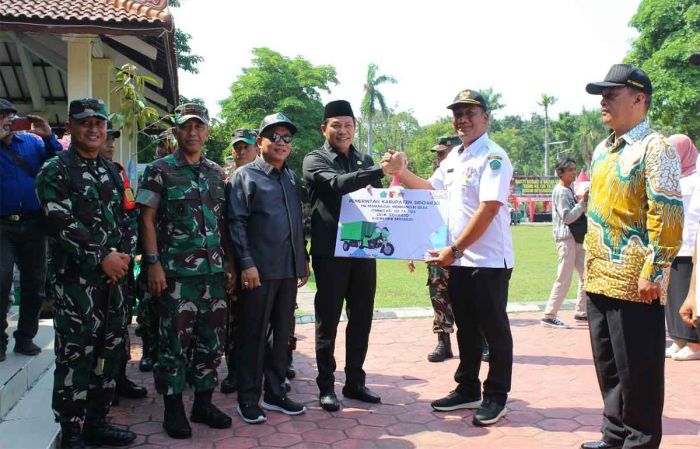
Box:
[540,318,570,329]
[672,345,700,361]
[665,342,685,358]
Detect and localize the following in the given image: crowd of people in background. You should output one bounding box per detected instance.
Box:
[0,59,698,449]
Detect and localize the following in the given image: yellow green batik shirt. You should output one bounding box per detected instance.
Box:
[584,119,683,304]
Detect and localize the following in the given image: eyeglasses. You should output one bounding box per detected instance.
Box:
[264,132,293,144]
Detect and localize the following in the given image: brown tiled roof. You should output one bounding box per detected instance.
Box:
[0,0,172,31]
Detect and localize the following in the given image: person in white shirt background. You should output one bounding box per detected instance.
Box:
[666,134,700,361]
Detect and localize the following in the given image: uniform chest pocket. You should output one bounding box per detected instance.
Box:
[166,188,200,220]
[74,194,100,225]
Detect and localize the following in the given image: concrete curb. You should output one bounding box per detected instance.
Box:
[295,297,580,325]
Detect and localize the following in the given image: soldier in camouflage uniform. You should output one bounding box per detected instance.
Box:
[136,103,232,439]
[426,137,458,362]
[97,123,148,404]
[35,99,137,449]
[135,130,176,373]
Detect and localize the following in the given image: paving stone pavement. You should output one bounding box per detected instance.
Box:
[116,311,700,449]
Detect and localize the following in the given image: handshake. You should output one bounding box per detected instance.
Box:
[380,150,408,176]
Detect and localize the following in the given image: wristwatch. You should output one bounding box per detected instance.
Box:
[450,244,464,259]
[143,254,159,265]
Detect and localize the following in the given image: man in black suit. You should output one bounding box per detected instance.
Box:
[302,100,402,411]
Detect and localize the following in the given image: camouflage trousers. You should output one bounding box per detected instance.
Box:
[428,265,454,334]
[135,291,159,360]
[154,274,226,395]
[52,278,126,423]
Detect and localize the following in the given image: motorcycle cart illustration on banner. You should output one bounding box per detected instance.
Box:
[340,221,395,256]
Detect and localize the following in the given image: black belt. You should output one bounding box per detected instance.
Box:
[0,211,43,222]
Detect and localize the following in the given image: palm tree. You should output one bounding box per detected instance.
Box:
[480,87,505,115]
[362,63,396,156]
[537,93,557,176]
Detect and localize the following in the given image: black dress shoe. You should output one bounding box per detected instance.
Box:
[60,422,85,449]
[13,339,41,356]
[82,418,136,446]
[580,441,622,449]
[116,378,148,399]
[138,357,154,372]
[319,392,340,412]
[342,385,381,403]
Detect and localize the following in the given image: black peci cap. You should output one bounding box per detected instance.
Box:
[323,100,355,120]
[690,53,700,66]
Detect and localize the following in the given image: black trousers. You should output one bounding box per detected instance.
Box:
[0,216,47,345]
[587,292,665,449]
[313,257,376,393]
[447,266,513,406]
[665,257,700,342]
[236,278,297,403]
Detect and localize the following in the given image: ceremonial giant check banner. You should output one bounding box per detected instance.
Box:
[334,188,449,260]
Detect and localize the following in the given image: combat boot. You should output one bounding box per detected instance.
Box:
[427,333,453,362]
[60,422,85,449]
[82,417,136,446]
[139,342,154,372]
[163,394,192,439]
[191,390,232,429]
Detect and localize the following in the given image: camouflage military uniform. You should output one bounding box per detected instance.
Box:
[135,288,159,361]
[136,148,227,395]
[428,265,454,334]
[35,146,136,423]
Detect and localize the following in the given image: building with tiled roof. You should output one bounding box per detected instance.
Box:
[0,0,178,170]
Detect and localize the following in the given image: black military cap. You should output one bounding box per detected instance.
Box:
[586,64,652,95]
[0,98,17,113]
[690,53,700,66]
[447,89,488,111]
[259,112,297,136]
[69,98,109,120]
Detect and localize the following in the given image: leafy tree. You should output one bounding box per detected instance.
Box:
[218,48,338,173]
[626,0,700,136]
[404,117,454,178]
[480,87,505,116]
[361,63,396,156]
[169,0,204,74]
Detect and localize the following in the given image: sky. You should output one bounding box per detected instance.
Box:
[174,0,642,126]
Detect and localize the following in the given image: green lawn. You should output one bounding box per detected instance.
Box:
[306,224,578,308]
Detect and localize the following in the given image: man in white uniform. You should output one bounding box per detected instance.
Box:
[393,89,514,426]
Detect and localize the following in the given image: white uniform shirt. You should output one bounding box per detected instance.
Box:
[679,172,700,257]
[429,132,514,268]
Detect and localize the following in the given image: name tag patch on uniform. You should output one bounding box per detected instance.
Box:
[488,154,502,170]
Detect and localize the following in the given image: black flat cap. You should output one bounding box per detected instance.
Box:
[586,64,652,95]
[0,98,17,113]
